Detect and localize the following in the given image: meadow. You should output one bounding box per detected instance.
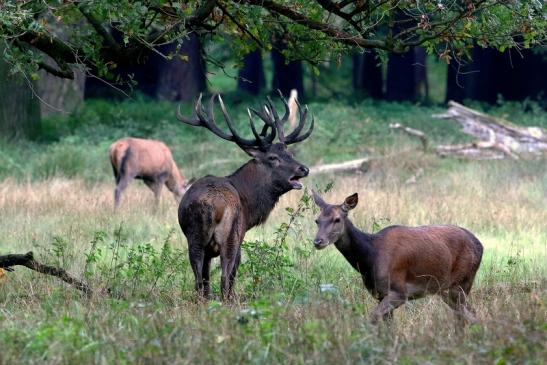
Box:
[0,97,546,364]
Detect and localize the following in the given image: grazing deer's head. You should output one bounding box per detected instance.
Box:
[312,191,358,249]
[177,93,313,193]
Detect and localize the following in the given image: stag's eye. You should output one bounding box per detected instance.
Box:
[314,219,319,225]
[334,218,341,223]
[268,155,280,162]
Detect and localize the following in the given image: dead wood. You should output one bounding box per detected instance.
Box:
[433,101,547,159]
[309,157,371,175]
[0,251,93,297]
[389,122,428,151]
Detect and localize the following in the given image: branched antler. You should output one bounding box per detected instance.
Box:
[177,92,314,150]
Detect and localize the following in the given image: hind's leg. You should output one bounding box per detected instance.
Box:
[441,284,477,333]
[114,175,132,209]
[144,179,163,208]
[370,291,406,324]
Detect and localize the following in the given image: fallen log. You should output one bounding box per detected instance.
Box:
[0,251,92,297]
[433,101,547,159]
[389,122,428,151]
[309,157,371,175]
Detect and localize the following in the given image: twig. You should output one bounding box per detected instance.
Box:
[0,251,93,297]
[389,122,428,151]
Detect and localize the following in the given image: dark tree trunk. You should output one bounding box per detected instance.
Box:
[446,47,546,104]
[238,50,266,95]
[84,33,206,101]
[445,47,497,103]
[37,59,85,117]
[386,47,428,101]
[271,49,304,100]
[154,34,207,101]
[0,57,40,138]
[353,51,383,99]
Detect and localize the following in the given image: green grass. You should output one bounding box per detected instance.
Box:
[0,99,546,364]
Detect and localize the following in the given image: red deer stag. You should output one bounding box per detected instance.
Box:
[312,191,483,327]
[177,94,313,300]
[109,137,189,209]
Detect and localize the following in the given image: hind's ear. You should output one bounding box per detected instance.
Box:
[312,190,327,210]
[342,193,358,212]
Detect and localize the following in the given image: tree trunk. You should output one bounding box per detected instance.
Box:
[0,57,40,138]
[154,34,207,101]
[271,49,304,100]
[238,50,266,95]
[445,47,546,104]
[386,47,428,101]
[37,60,85,117]
[353,51,383,99]
[84,33,206,101]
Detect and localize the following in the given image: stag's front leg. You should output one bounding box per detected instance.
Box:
[220,245,239,301]
[228,247,242,297]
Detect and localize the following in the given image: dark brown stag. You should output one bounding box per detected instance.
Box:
[312,191,483,328]
[177,93,313,300]
[109,137,189,209]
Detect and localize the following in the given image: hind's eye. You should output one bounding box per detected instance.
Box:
[334,218,341,223]
[314,219,319,225]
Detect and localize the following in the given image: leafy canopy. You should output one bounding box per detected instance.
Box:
[1,0,545,80]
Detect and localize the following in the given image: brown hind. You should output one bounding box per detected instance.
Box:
[312,191,483,328]
[109,137,189,209]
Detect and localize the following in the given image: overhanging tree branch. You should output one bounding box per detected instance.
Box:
[243,0,390,50]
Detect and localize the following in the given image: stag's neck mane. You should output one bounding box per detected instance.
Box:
[228,159,283,229]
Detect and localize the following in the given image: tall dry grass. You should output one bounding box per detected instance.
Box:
[0,154,545,364]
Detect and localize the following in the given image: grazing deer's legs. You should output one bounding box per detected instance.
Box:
[114,175,133,209]
[370,291,406,324]
[202,255,212,298]
[144,179,163,207]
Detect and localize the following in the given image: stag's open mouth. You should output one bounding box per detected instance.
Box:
[289,176,303,190]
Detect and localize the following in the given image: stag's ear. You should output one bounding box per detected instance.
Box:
[242,147,263,159]
[312,190,328,210]
[341,193,358,212]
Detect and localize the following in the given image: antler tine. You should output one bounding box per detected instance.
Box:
[266,95,286,143]
[176,93,203,126]
[284,102,314,145]
[218,95,260,148]
[249,107,277,144]
[194,94,233,141]
[276,89,291,126]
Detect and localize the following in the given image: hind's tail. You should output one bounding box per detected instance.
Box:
[109,141,130,184]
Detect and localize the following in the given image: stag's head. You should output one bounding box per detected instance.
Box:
[312,191,358,250]
[177,93,314,192]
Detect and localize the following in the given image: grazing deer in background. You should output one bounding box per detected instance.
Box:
[109,137,189,209]
[177,93,313,300]
[312,191,483,328]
